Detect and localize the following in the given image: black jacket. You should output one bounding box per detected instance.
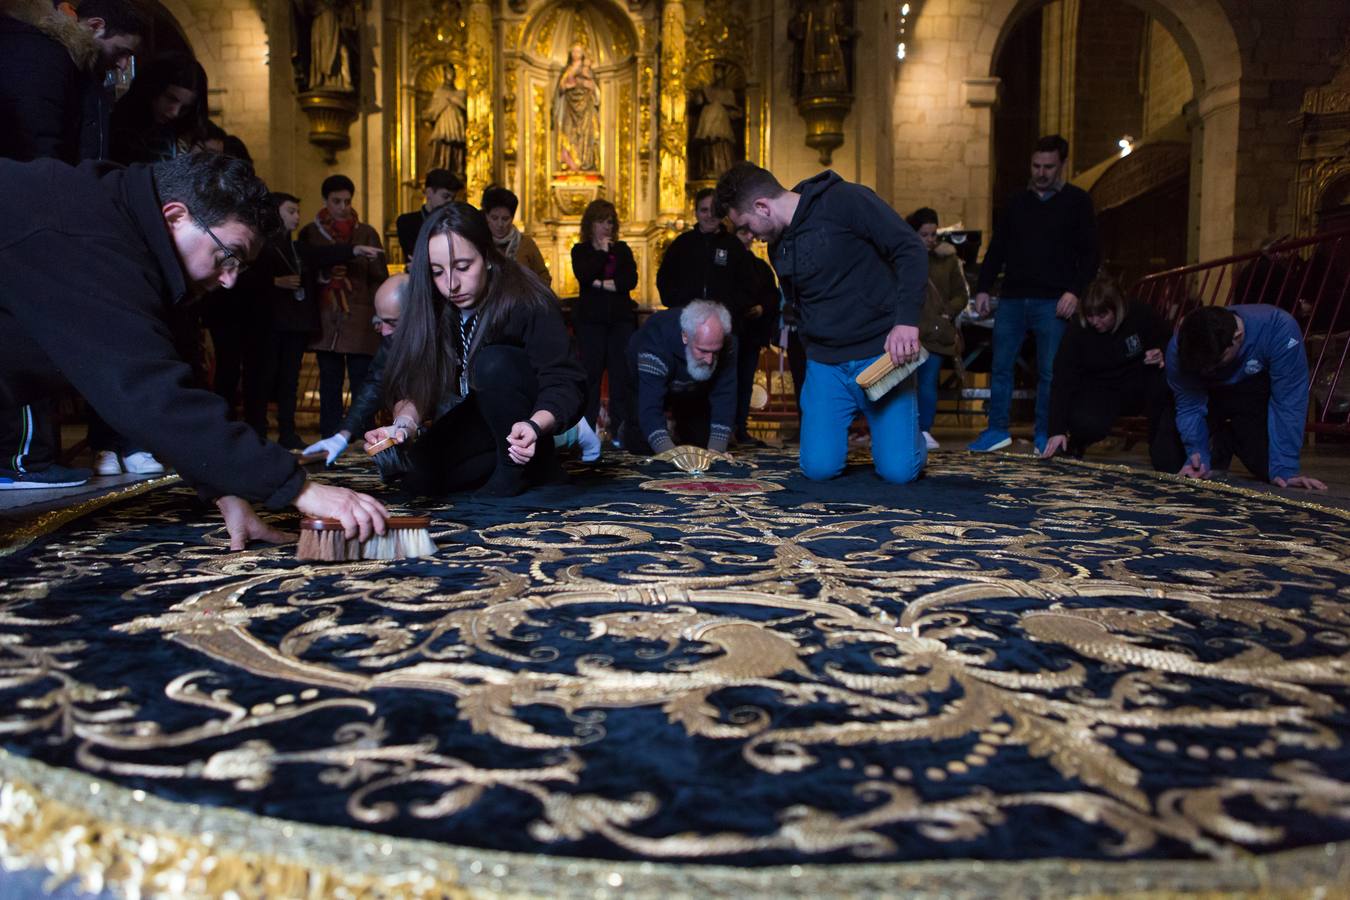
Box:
[656,226,752,318]
[439,299,587,430]
[571,240,639,324]
[1048,301,1168,436]
[743,253,781,348]
[626,308,737,453]
[239,233,358,334]
[396,208,428,262]
[974,184,1100,300]
[0,0,103,164]
[769,171,928,364]
[0,159,306,508]
[340,338,389,436]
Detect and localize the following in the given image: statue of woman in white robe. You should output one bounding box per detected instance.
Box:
[553,43,600,173]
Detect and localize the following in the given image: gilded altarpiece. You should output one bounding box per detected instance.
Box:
[1296,41,1350,233]
[388,0,766,300]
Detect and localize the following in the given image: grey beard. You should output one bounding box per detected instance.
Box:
[686,348,716,382]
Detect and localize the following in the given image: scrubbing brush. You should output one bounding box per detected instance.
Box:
[855,347,929,402]
[297,516,436,561]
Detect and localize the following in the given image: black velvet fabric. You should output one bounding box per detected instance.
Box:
[0,449,1348,867]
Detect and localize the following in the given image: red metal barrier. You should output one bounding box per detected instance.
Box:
[1134,228,1350,434]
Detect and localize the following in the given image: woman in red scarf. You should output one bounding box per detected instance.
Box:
[299,174,388,437]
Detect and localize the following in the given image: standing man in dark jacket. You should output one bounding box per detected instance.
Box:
[0,0,145,488]
[394,168,461,262]
[969,134,1100,454]
[656,188,751,313]
[0,0,142,164]
[571,199,640,442]
[0,152,389,545]
[717,162,929,484]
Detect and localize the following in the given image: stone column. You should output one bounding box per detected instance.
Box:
[658,0,687,217]
[1195,80,1241,261]
[464,0,495,202]
[1039,0,1078,159]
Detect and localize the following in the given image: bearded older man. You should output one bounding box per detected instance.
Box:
[623,300,738,455]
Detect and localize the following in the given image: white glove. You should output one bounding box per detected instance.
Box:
[304,434,349,466]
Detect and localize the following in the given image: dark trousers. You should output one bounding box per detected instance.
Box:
[209,319,248,417]
[575,318,634,431]
[86,409,143,455]
[734,332,767,436]
[1064,367,1175,471]
[315,351,373,437]
[1154,373,1271,480]
[0,400,56,472]
[401,345,558,496]
[622,388,713,455]
[246,332,309,439]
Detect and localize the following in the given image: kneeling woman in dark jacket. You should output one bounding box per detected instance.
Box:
[367,203,586,496]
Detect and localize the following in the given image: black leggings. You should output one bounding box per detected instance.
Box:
[1064,367,1174,470]
[401,345,558,496]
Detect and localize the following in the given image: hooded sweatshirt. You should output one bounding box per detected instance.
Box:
[769,171,928,365]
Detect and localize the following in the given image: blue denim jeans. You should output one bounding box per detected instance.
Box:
[799,356,927,483]
[915,351,943,432]
[988,298,1066,435]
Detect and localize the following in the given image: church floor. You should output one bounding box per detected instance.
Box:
[1,428,1349,897]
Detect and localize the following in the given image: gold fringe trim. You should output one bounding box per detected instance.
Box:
[1052,454,1350,521]
[0,475,181,559]
[1,751,1348,898]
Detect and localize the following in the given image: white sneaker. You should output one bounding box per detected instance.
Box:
[93,450,122,475]
[923,431,940,451]
[120,451,165,474]
[576,418,602,463]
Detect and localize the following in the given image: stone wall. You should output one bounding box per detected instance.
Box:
[1072,0,1145,172]
[159,0,272,182]
[1142,20,1191,136]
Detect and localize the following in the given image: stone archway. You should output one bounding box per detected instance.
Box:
[980,0,1241,262]
[890,0,1242,263]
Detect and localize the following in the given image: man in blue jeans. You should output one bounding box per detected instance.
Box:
[969,134,1099,453]
[716,162,928,483]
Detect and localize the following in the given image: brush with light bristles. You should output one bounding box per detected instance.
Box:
[855,347,930,402]
[296,516,436,561]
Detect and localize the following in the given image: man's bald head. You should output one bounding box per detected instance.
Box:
[373,273,408,337]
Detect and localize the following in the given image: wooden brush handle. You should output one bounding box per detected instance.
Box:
[364,435,401,456]
[293,450,328,466]
[300,516,431,531]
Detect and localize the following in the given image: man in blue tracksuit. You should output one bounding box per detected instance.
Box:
[716,162,928,483]
[1161,303,1325,491]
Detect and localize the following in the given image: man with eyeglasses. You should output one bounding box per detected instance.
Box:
[0,151,391,546]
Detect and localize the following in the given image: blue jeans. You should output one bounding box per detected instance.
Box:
[988,298,1066,435]
[916,352,943,432]
[800,356,927,483]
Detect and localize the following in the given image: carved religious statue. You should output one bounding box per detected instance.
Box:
[789,0,852,99]
[424,65,467,177]
[691,64,743,180]
[553,43,600,173]
[296,0,360,94]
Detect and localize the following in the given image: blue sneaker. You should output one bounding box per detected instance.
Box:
[968,430,1012,453]
[0,463,92,489]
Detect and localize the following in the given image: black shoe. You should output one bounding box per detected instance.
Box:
[735,431,766,448]
[277,432,307,451]
[0,464,92,490]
